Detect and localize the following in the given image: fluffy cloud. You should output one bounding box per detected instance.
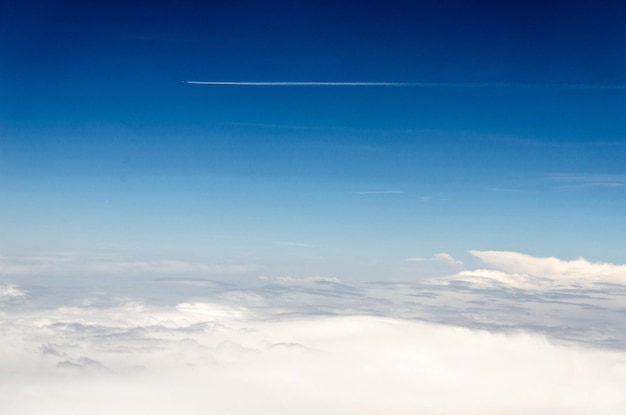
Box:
[434,252,463,265]
[0,284,25,300]
[466,250,626,287]
[423,251,626,347]
[3,250,626,413]
[446,269,554,290]
[2,300,626,415]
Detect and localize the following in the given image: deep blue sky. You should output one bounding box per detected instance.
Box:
[1,0,626,277]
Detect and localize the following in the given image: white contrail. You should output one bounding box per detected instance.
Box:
[185,81,404,86]
[185,81,626,89]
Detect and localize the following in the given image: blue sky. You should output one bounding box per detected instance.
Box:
[4,3,626,413]
[1,0,626,272]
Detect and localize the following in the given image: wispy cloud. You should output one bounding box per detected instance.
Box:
[353,190,404,195]
[404,257,426,262]
[550,173,626,191]
[490,173,626,193]
[274,275,341,284]
[0,253,254,276]
[405,253,462,265]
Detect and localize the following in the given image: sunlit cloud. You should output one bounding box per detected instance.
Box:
[3,250,626,413]
[467,250,626,286]
[2,300,626,414]
[445,268,553,290]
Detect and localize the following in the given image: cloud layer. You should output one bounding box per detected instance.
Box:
[2,300,626,415]
[3,250,626,413]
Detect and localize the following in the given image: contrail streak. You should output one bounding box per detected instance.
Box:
[185,81,404,86]
[185,81,626,89]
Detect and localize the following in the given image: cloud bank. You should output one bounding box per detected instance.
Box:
[3,250,626,413]
[2,300,626,415]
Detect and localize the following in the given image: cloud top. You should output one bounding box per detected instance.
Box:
[3,300,626,415]
[3,249,626,413]
[469,250,626,285]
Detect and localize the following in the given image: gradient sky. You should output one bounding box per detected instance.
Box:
[2,0,626,277]
[4,3,626,414]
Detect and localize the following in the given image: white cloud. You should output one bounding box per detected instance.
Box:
[434,252,463,265]
[274,275,341,284]
[3,249,626,413]
[468,250,626,286]
[2,301,626,414]
[0,284,25,300]
[405,253,462,265]
[444,269,554,290]
[405,257,426,262]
